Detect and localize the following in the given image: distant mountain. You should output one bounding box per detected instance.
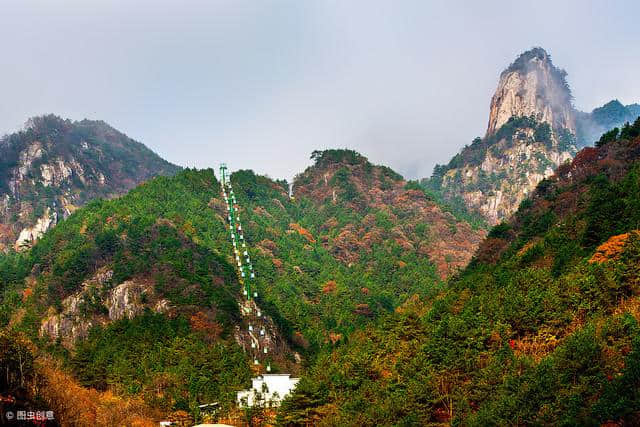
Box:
[281,119,640,426]
[0,114,179,251]
[577,99,640,147]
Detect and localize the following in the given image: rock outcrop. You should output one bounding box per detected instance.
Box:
[487,47,575,136]
[39,268,170,347]
[427,48,578,225]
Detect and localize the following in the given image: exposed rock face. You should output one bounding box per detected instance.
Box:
[439,134,575,224]
[0,114,179,251]
[39,269,170,347]
[14,207,57,250]
[427,48,578,225]
[487,48,575,135]
[233,298,302,375]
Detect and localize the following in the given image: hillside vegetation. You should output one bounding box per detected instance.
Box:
[280,122,640,426]
[0,150,482,421]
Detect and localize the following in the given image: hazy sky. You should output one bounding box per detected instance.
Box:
[1,1,639,181]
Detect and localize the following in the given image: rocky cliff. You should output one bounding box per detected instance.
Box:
[0,115,179,251]
[426,48,578,225]
[486,47,575,135]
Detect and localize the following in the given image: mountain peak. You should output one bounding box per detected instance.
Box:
[502,47,551,76]
[309,149,369,168]
[487,47,574,136]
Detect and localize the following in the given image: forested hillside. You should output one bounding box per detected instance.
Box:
[280,118,640,426]
[0,149,483,422]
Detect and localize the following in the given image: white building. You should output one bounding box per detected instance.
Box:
[237,374,300,408]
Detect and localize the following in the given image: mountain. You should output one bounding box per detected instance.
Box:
[0,149,484,422]
[486,47,575,136]
[425,48,638,226]
[424,48,578,225]
[0,115,180,252]
[280,118,640,426]
[577,100,640,147]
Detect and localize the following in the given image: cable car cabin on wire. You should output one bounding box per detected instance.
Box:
[218,163,271,372]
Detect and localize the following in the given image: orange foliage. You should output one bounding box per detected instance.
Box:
[36,357,158,426]
[322,280,337,294]
[289,223,316,243]
[272,258,283,268]
[329,332,342,344]
[22,288,33,302]
[589,231,639,263]
[189,311,223,339]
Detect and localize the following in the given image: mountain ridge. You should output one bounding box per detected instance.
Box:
[0,114,180,252]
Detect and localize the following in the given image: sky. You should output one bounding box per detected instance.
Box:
[1,0,639,181]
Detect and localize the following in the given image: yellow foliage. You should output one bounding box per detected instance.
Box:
[36,357,159,426]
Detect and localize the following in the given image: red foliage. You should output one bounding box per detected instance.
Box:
[571,147,600,169]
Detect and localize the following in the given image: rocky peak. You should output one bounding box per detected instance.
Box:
[487,47,575,136]
[427,48,578,225]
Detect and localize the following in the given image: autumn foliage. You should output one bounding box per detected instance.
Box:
[590,231,639,263]
[289,223,316,243]
[37,357,158,427]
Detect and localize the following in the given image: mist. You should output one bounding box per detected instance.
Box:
[1,0,639,181]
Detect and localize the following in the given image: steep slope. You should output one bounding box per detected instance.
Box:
[426,48,578,225]
[280,121,640,426]
[0,170,260,418]
[293,150,485,277]
[486,47,575,136]
[0,149,484,421]
[0,114,179,251]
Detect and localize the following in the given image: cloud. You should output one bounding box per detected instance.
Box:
[1,0,639,181]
